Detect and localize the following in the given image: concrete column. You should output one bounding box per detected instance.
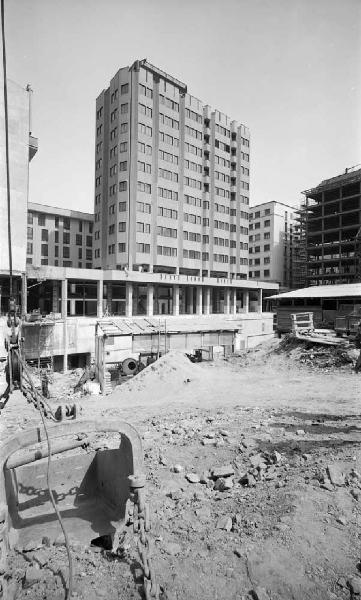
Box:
[231,289,237,315]
[61,279,67,318]
[196,287,203,315]
[224,288,231,315]
[21,273,27,317]
[243,290,249,313]
[106,283,112,314]
[97,280,103,319]
[52,281,59,313]
[70,299,76,316]
[173,285,179,316]
[204,287,211,315]
[61,279,68,373]
[126,282,133,317]
[187,286,194,314]
[147,284,154,317]
[258,288,263,313]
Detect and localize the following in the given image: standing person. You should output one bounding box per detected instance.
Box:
[355,321,361,373]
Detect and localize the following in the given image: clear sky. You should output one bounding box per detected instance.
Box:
[3,0,361,211]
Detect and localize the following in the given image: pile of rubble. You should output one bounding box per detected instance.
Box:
[274,335,357,370]
[167,446,285,495]
[319,461,361,501]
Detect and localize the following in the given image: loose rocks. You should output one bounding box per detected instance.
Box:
[185,473,200,483]
[216,516,232,532]
[211,465,235,479]
[348,576,361,595]
[327,464,345,486]
[24,566,42,589]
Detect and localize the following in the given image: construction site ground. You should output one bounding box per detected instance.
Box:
[1,337,361,600]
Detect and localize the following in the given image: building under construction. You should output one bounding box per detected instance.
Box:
[302,165,361,286]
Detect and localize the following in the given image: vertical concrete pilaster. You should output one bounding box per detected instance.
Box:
[61,279,68,373]
[21,273,27,317]
[126,282,133,317]
[52,281,59,313]
[243,290,249,313]
[258,288,263,313]
[196,287,203,315]
[231,289,237,315]
[97,280,103,318]
[187,286,194,314]
[106,283,112,314]
[204,287,211,315]
[61,279,67,319]
[224,288,231,315]
[173,285,180,316]
[147,284,154,317]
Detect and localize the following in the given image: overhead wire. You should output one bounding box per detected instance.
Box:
[1,0,13,302]
[1,2,73,596]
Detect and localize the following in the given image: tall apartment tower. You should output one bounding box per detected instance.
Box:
[93,59,250,279]
[249,201,297,291]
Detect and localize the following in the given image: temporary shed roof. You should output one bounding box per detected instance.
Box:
[96,317,242,337]
[268,283,361,301]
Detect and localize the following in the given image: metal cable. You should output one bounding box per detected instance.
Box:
[36,394,74,599]
[1,0,13,301]
[16,350,74,598]
[18,353,58,420]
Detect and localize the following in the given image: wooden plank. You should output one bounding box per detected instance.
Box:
[295,333,346,346]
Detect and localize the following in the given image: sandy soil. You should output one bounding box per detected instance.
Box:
[1,339,361,600]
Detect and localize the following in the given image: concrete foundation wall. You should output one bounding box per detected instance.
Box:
[9,313,274,362]
[0,313,275,365]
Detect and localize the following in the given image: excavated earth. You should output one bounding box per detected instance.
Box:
[1,339,361,600]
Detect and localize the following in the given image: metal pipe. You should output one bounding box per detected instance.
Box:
[6,437,89,470]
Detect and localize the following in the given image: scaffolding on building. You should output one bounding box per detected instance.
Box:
[301,166,361,286]
[21,320,55,372]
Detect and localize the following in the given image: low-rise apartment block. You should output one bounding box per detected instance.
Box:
[249,201,297,290]
[26,203,94,269]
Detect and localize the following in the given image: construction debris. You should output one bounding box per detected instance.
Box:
[1,338,361,599]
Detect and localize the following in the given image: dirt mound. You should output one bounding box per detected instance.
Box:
[112,351,201,398]
[137,351,198,382]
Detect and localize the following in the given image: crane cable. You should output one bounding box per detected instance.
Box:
[1,0,13,302]
[1,3,73,597]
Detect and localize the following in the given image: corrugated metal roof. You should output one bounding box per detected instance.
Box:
[269,283,361,300]
[97,316,242,336]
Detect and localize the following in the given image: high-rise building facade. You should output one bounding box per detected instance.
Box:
[26,203,94,269]
[0,80,37,313]
[249,201,297,290]
[0,81,37,274]
[302,166,361,286]
[93,59,250,278]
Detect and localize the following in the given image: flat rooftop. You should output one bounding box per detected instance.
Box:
[269,283,361,300]
[28,202,94,221]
